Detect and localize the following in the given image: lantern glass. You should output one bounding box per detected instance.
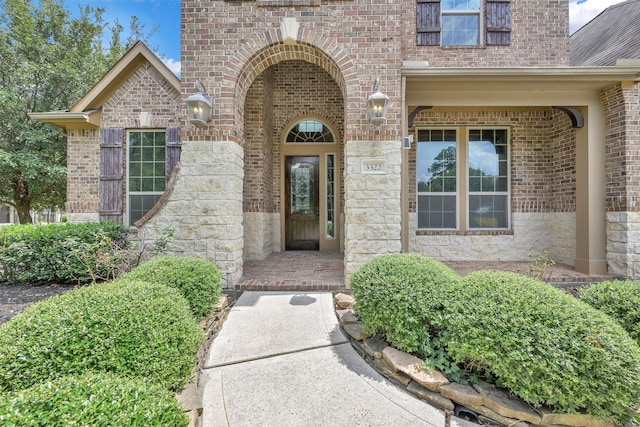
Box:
[186,92,213,127]
[367,90,389,123]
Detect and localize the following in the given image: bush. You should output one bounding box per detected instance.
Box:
[579,280,640,344]
[350,254,460,355]
[0,222,129,284]
[123,256,223,319]
[0,280,203,392]
[445,271,640,423]
[0,372,188,426]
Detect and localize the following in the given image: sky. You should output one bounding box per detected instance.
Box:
[63,0,630,78]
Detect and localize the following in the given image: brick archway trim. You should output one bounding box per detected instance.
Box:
[226,28,358,140]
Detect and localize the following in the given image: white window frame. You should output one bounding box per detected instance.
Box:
[441,0,484,46]
[416,127,460,230]
[126,129,166,226]
[416,125,511,231]
[465,126,511,230]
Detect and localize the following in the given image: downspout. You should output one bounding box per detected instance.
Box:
[401,76,409,253]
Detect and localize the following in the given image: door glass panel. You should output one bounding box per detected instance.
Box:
[290,162,316,214]
[326,154,335,238]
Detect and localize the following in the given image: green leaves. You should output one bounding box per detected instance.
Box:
[351,257,640,424]
[0,222,129,284]
[0,0,156,222]
[123,255,223,320]
[580,280,640,344]
[0,372,189,426]
[0,280,203,392]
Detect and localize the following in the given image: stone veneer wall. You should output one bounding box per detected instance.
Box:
[345,140,402,279]
[603,83,640,277]
[137,141,245,288]
[65,129,100,222]
[408,108,577,263]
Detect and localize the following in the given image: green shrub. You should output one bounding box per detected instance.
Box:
[579,280,640,343]
[123,256,223,319]
[350,254,460,355]
[0,372,188,426]
[445,271,640,423]
[0,280,203,392]
[0,222,129,284]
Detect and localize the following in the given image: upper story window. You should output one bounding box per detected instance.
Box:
[442,0,481,46]
[417,0,511,46]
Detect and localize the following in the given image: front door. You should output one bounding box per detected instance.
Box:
[285,156,320,250]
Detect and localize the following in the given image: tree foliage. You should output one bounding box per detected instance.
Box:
[0,0,154,223]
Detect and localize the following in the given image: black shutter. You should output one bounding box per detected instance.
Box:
[166,128,181,185]
[417,0,441,46]
[486,0,511,45]
[99,128,124,224]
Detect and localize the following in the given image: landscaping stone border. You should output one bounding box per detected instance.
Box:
[333,292,615,427]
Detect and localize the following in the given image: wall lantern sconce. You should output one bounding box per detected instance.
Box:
[186,80,213,127]
[366,78,390,125]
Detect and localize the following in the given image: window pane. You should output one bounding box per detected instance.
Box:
[442,14,479,45]
[129,194,162,225]
[417,135,457,193]
[286,119,335,143]
[418,195,457,229]
[469,130,508,193]
[141,178,154,191]
[442,0,480,10]
[469,195,508,229]
[326,154,336,239]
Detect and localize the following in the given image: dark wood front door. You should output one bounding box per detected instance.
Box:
[285,156,320,250]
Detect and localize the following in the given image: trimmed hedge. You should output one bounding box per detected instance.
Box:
[0,222,129,284]
[0,372,188,426]
[0,280,203,392]
[123,256,223,319]
[445,271,640,423]
[579,280,640,343]
[350,254,460,354]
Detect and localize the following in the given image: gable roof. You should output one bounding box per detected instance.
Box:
[571,0,640,66]
[30,41,180,131]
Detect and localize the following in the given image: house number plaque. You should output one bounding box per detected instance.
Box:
[361,158,387,174]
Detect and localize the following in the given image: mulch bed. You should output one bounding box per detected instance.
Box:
[0,283,78,326]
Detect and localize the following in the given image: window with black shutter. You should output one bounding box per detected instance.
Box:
[416,0,511,46]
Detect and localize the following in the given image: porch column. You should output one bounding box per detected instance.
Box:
[344,139,403,284]
[575,104,607,275]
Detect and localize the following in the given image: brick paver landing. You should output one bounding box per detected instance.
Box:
[235,252,611,291]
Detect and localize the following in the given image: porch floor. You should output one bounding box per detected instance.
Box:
[235,252,612,291]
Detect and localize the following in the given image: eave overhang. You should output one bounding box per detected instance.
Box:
[28,110,101,133]
[403,63,640,90]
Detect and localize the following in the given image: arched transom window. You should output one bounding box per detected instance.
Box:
[286,119,334,143]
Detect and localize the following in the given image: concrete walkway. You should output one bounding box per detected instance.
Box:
[201,291,475,426]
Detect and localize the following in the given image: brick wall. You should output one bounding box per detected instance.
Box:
[65,61,181,221]
[101,63,182,129]
[243,60,345,214]
[182,0,569,146]
[65,129,100,218]
[401,0,570,67]
[550,109,576,212]
[603,83,640,212]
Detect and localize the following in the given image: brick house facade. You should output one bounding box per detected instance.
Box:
[33,0,640,287]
